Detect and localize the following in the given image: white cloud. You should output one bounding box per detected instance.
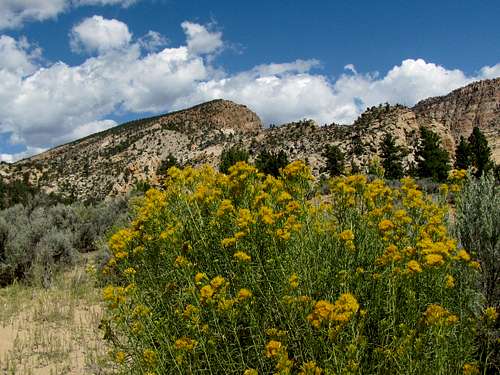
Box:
[0,0,140,30]
[0,19,498,162]
[479,63,500,79]
[70,15,132,53]
[0,146,46,163]
[344,64,357,74]
[73,0,138,7]
[0,35,41,76]
[68,119,117,140]
[181,21,223,55]
[139,30,169,52]
[0,0,67,30]
[184,58,498,126]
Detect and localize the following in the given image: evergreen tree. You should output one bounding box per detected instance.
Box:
[255,149,289,177]
[468,126,493,177]
[322,144,345,176]
[380,133,405,179]
[415,127,450,181]
[351,133,365,156]
[219,146,249,174]
[454,136,472,170]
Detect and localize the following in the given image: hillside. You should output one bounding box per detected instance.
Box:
[0,78,498,200]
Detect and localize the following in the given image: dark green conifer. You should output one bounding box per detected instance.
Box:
[415,127,450,181]
[322,144,345,176]
[468,126,493,177]
[380,133,405,179]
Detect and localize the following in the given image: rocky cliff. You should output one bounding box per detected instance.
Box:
[413,78,499,160]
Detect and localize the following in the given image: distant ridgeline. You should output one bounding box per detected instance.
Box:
[0,78,497,201]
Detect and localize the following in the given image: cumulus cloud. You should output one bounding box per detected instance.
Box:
[184,59,499,126]
[0,0,67,30]
[68,119,117,140]
[0,0,140,30]
[139,30,169,52]
[0,35,42,76]
[70,15,132,53]
[0,18,498,162]
[479,64,500,79]
[181,21,223,55]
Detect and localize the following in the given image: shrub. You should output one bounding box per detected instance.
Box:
[219,146,249,174]
[255,149,289,177]
[0,177,38,210]
[0,196,128,286]
[101,162,482,374]
[455,172,500,372]
[367,156,385,178]
[455,173,499,305]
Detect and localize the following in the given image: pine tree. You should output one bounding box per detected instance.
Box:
[454,136,472,170]
[322,144,345,176]
[468,126,492,177]
[415,127,450,181]
[255,149,289,177]
[219,146,249,174]
[380,133,405,179]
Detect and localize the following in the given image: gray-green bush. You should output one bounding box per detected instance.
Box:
[0,196,129,287]
[455,173,499,306]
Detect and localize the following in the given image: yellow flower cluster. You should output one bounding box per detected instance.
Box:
[175,337,198,351]
[462,363,480,375]
[423,304,459,326]
[233,251,251,262]
[264,340,283,358]
[142,349,157,367]
[264,339,294,373]
[307,293,359,329]
[288,273,299,289]
[102,285,127,308]
[407,260,422,273]
[299,361,323,375]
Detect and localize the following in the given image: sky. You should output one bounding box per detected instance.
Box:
[0,0,499,162]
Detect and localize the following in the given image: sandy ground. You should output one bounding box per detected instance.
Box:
[0,264,114,375]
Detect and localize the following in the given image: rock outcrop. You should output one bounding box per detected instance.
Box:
[413,78,500,160]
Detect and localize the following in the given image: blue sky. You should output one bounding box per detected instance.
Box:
[0,0,499,161]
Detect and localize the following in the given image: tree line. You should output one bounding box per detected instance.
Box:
[189,125,496,182]
[323,125,496,181]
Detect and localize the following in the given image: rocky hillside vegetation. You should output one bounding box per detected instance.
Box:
[0,78,498,200]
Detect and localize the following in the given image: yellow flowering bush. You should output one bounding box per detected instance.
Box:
[100,162,482,374]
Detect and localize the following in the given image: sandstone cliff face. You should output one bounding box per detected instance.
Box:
[0,79,498,200]
[413,78,500,160]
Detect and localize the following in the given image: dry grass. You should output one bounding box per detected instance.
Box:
[0,255,115,375]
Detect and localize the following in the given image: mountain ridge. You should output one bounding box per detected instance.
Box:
[1,78,498,200]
